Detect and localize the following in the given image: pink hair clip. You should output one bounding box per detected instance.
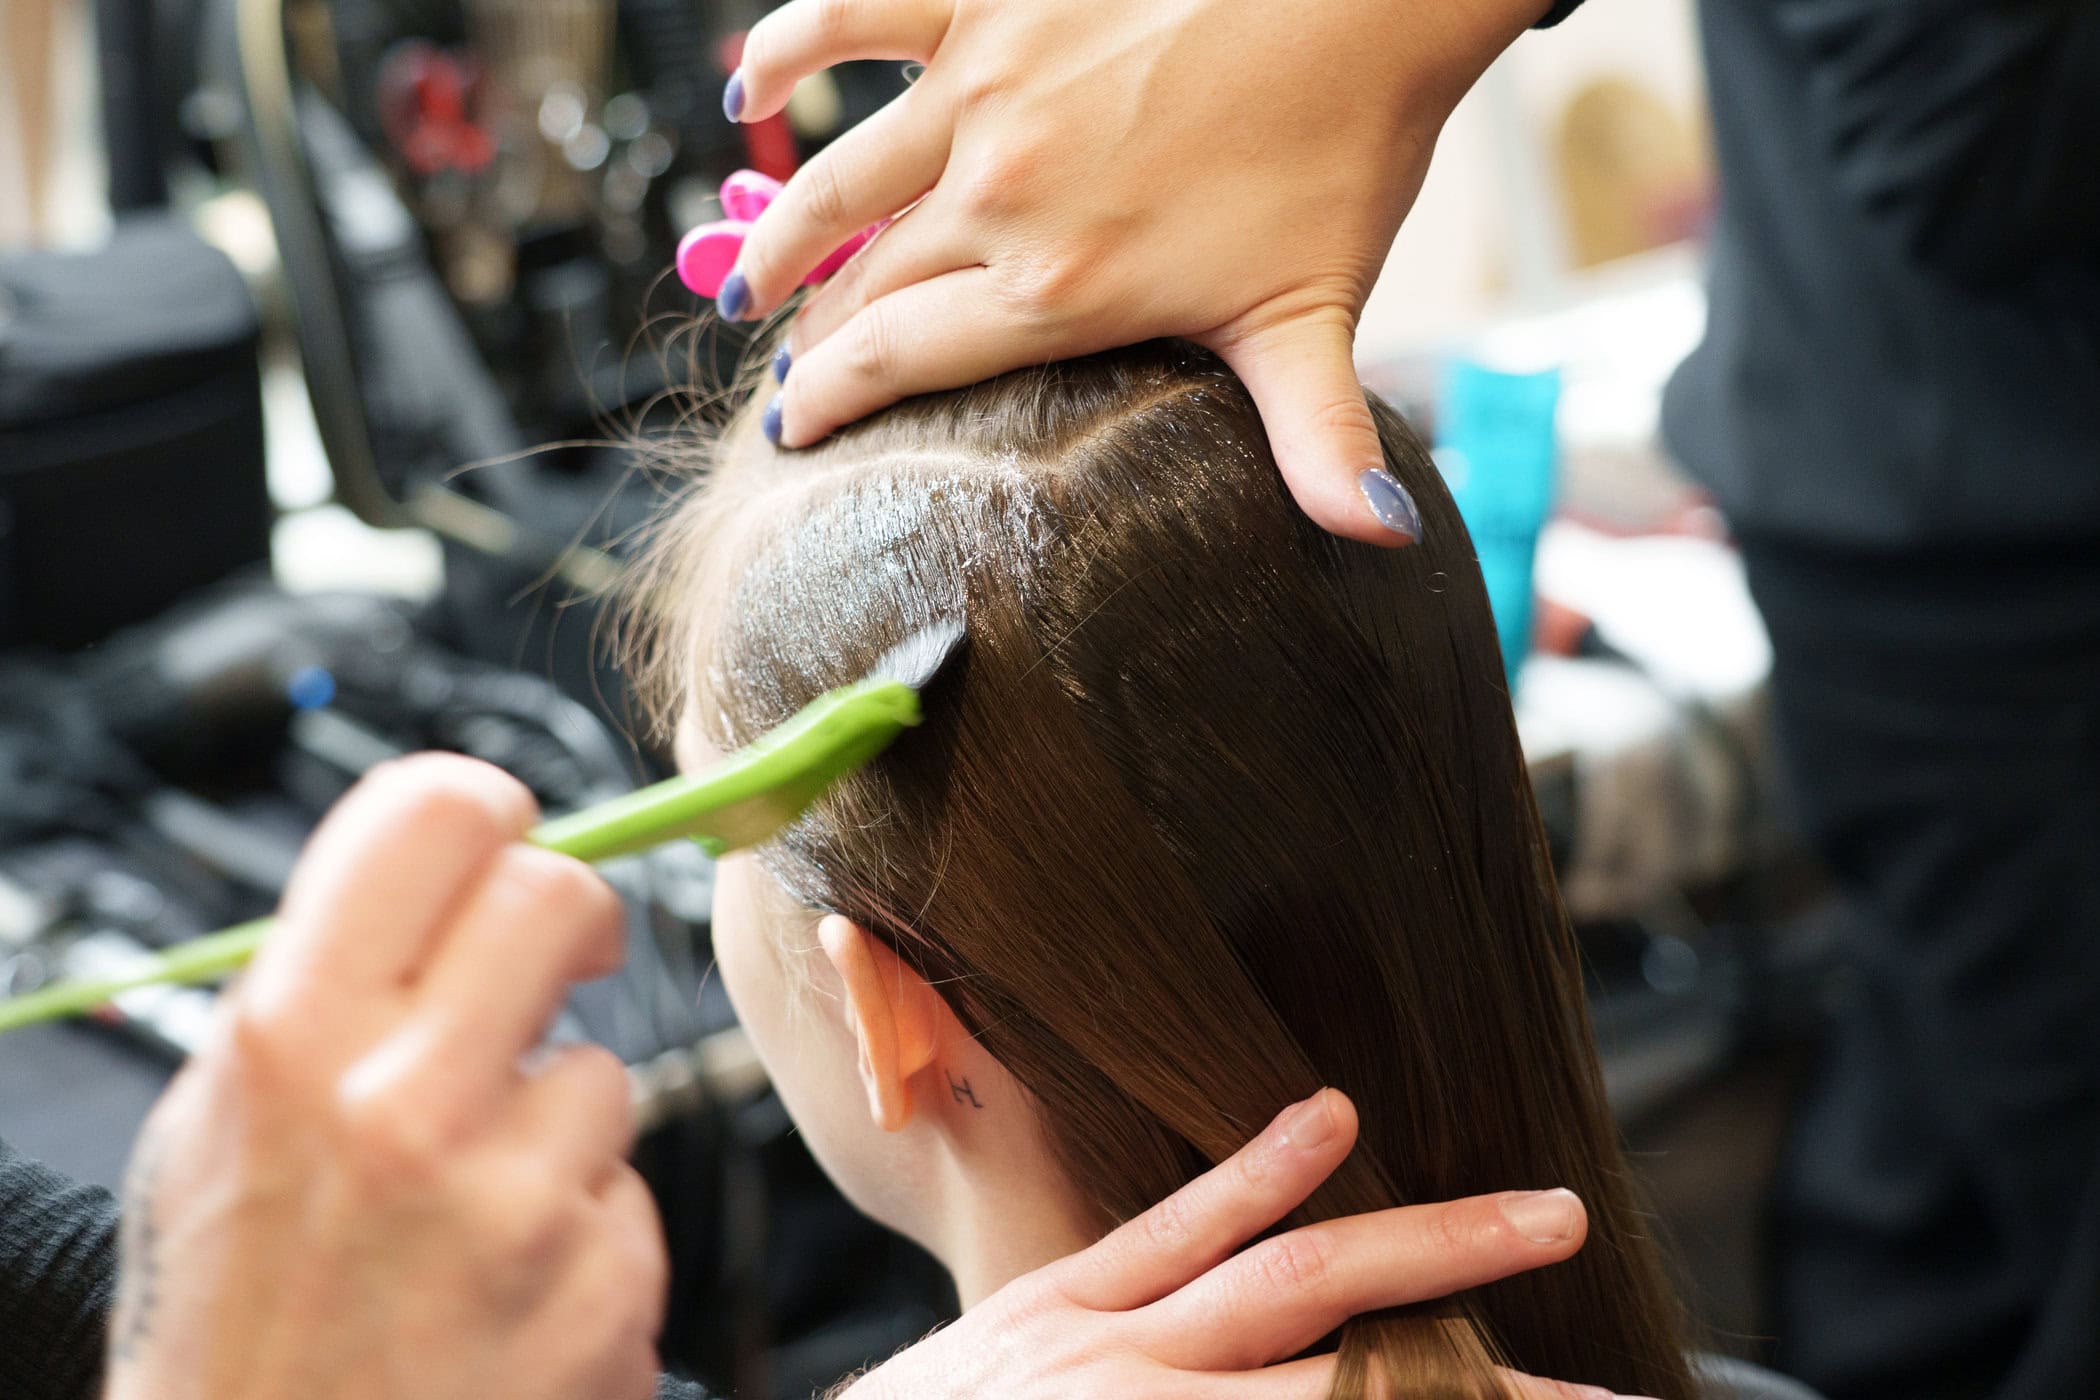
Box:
[676,169,886,299]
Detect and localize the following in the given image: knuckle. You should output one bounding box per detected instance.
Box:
[365,756,528,849]
[958,150,1034,221]
[1250,1231,1330,1293]
[476,1163,574,1263]
[812,0,865,46]
[1425,1198,1483,1261]
[1136,1190,1199,1257]
[796,153,853,236]
[215,994,328,1106]
[996,254,1087,326]
[222,990,304,1071]
[975,142,1045,198]
[841,304,902,386]
[953,65,1018,122]
[1232,1133,1282,1194]
[1306,390,1378,442]
[334,1077,449,1192]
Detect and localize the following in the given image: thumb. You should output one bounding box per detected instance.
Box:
[1208,312,1418,547]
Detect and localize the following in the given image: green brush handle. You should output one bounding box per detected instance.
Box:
[0,674,922,1037]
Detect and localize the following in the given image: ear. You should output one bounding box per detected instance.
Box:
[818,914,941,1132]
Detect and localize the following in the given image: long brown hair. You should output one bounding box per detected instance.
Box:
[633,339,1694,1398]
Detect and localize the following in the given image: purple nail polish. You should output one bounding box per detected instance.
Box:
[771,344,792,383]
[762,392,784,445]
[717,270,749,322]
[1358,468,1422,541]
[723,69,746,123]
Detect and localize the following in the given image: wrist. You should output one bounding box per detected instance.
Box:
[1388,0,1556,114]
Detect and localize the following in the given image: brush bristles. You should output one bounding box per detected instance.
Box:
[874,619,967,692]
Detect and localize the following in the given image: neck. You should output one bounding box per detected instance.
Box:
[924,1128,1099,1308]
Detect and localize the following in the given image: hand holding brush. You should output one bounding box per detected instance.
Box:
[0,622,963,1036]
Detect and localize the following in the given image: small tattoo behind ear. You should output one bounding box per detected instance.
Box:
[947,1070,984,1109]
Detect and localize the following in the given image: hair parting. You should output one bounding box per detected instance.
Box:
[626,338,1697,1400]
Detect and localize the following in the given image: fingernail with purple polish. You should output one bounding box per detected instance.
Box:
[717,269,749,322]
[1358,468,1422,541]
[723,69,745,123]
[771,344,792,383]
[762,393,785,446]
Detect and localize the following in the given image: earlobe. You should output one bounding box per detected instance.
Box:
[818,914,940,1132]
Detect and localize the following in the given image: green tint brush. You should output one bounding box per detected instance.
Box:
[0,621,965,1037]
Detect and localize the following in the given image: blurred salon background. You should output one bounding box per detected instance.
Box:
[2,2,2089,1397]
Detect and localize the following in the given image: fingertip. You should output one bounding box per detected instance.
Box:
[1272,443,1415,547]
[1497,1187,1587,1254]
[1277,472,1405,548]
[771,384,836,450]
[366,752,541,837]
[1322,1087,1360,1146]
[1287,1087,1357,1156]
[1357,467,1422,544]
[1210,318,1425,548]
[717,269,752,323]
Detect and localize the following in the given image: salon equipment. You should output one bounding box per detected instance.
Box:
[0,580,698,1010]
[0,217,268,651]
[1435,360,1562,682]
[0,573,948,1390]
[0,619,963,1033]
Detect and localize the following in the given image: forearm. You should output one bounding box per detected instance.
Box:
[0,1140,120,1400]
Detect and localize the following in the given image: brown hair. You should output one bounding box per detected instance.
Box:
[632,339,1694,1398]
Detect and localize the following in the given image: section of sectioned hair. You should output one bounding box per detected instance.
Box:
[629,340,1696,1400]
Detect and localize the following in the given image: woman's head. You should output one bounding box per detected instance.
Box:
[635,340,1691,1397]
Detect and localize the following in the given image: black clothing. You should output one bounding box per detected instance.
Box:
[0,1141,117,1400]
[0,1139,715,1400]
[1743,542,2100,1400]
[1663,0,2100,551]
[1661,3,2100,1397]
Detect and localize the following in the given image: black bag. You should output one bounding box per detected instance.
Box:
[0,217,269,651]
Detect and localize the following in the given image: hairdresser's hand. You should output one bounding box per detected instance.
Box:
[724,0,1548,544]
[842,1090,1619,1400]
[103,755,665,1400]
